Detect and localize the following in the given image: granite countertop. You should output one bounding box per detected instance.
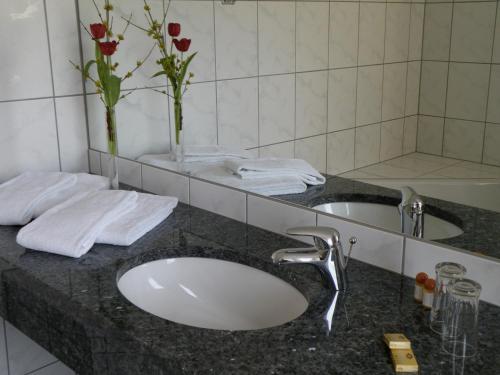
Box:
[0,202,499,374]
[276,176,500,259]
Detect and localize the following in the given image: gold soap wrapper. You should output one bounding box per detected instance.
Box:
[391,349,419,373]
[383,333,412,350]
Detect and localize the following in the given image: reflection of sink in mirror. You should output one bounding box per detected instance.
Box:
[117,257,308,331]
[355,179,500,213]
[313,202,463,240]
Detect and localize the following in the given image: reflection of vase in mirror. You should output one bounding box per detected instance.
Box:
[105,105,119,190]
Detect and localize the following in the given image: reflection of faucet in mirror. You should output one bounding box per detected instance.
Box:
[271,226,357,291]
[399,186,425,238]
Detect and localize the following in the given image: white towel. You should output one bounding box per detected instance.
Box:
[0,172,77,225]
[224,158,326,186]
[16,190,138,258]
[96,193,178,246]
[193,166,307,196]
[32,173,110,218]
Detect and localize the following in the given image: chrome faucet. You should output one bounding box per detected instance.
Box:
[399,186,425,238]
[271,227,357,291]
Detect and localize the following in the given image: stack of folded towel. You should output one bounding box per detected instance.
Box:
[193,158,326,196]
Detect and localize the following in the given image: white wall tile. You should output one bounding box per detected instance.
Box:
[318,214,404,274]
[142,165,189,204]
[55,96,89,173]
[173,82,217,146]
[419,61,448,117]
[258,1,295,75]
[167,1,216,83]
[404,239,500,306]
[6,322,56,375]
[117,158,142,189]
[258,142,294,159]
[88,149,101,175]
[483,123,500,166]
[296,2,329,71]
[295,135,327,174]
[443,119,485,163]
[327,129,355,175]
[328,68,357,132]
[446,63,490,122]
[0,319,7,375]
[190,178,246,223]
[422,4,452,61]
[30,361,74,375]
[358,3,386,66]
[355,123,381,168]
[247,195,316,242]
[408,4,424,61]
[382,63,407,121]
[329,2,359,69]
[0,99,60,183]
[86,94,107,153]
[487,65,500,124]
[0,0,52,101]
[402,116,418,155]
[380,119,404,161]
[417,115,444,156]
[217,78,258,149]
[450,2,496,63]
[215,1,257,80]
[46,0,83,96]
[296,71,328,138]
[405,61,420,116]
[356,65,383,126]
[259,74,295,145]
[384,4,410,63]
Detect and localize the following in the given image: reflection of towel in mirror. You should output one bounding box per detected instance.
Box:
[137,145,253,164]
[193,166,307,196]
[224,158,326,186]
[97,193,178,246]
[0,172,77,225]
[16,190,138,258]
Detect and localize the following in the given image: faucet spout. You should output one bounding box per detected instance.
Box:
[271,247,325,265]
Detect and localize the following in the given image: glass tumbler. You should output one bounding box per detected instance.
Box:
[442,278,482,358]
[430,262,466,334]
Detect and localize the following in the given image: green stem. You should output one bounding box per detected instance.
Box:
[174,98,182,145]
[106,106,117,155]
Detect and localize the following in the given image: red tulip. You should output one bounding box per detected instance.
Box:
[99,41,119,56]
[173,38,191,52]
[168,23,181,37]
[90,23,106,39]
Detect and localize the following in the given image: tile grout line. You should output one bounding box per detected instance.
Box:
[212,0,219,145]
[441,0,455,157]
[353,1,361,169]
[325,0,331,174]
[415,0,426,154]
[378,1,388,163]
[402,3,413,156]
[293,1,297,158]
[24,360,60,375]
[256,0,260,151]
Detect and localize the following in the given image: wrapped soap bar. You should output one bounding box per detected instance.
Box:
[391,349,419,373]
[383,333,411,349]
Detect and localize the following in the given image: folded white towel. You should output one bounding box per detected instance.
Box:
[32,173,110,218]
[224,158,326,186]
[96,193,178,246]
[16,190,138,258]
[193,166,307,196]
[0,172,77,225]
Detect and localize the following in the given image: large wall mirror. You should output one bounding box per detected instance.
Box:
[81,1,500,261]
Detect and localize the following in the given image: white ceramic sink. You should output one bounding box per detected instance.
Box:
[313,202,463,240]
[117,257,308,331]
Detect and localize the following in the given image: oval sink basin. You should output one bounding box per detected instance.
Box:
[313,202,463,240]
[117,257,308,331]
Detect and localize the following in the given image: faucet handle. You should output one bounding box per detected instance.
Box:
[286,226,341,248]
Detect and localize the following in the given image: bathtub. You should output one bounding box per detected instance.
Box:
[356,178,500,213]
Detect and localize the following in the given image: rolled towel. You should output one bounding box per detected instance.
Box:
[0,172,77,225]
[224,158,326,186]
[33,173,110,218]
[96,193,178,246]
[16,190,138,258]
[193,166,307,196]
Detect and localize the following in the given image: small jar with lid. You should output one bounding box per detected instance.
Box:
[422,278,435,309]
[414,272,428,303]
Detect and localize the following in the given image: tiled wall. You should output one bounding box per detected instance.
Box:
[0,0,89,183]
[418,0,500,167]
[82,0,423,175]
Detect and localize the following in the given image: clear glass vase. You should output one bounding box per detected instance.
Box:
[106,106,119,189]
[103,152,119,190]
[173,100,185,172]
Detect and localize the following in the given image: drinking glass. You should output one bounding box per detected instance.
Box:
[441,278,482,358]
[430,262,466,334]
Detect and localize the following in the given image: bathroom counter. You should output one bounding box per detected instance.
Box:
[276,176,500,259]
[0,203,499,374]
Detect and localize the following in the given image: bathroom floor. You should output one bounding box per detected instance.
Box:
[339,153,500,180]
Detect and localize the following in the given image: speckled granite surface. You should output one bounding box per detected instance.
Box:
[276,176,500,259]
[0,203,499,374]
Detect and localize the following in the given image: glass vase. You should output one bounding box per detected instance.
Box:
[173,100,185,172]
[106,106,119,189]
